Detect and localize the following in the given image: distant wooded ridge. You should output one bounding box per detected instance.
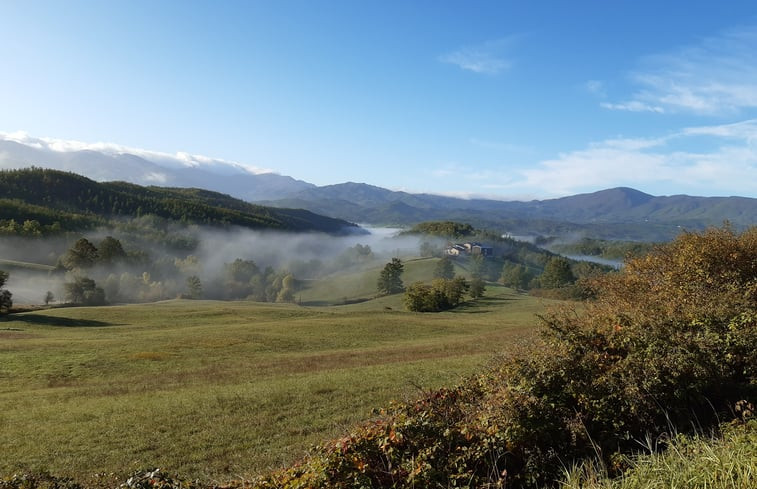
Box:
[0,168,359,235]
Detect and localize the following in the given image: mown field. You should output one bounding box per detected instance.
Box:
[0,281,550,485]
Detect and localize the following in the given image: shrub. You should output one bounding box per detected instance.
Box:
[403,277,469,312]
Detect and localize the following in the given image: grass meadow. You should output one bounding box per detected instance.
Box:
[0,279,549,484]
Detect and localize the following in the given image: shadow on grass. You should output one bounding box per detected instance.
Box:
[300,297,373,307]
[449,295,518,314]
[300,300,334,307]
[6,313,114,327]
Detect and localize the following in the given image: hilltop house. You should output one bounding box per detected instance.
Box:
[444,242,493,257]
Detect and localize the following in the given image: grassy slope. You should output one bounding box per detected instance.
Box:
[0,285,548,484]
[298,257,470,306]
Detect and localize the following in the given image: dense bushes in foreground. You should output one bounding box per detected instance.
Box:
[250,226,757,488]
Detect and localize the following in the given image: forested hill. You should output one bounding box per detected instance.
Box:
[0,168,360,234]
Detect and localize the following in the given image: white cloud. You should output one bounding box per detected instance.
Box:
[681,118,757,140]
[600,101,664,113]
[517,122,757,196]
[604,25,757,115]
[439,38,515,75]
[143,171,168,183]
[0,131,273,175]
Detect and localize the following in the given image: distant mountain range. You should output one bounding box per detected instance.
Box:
[259,183,756,240]
[1,135,754,241]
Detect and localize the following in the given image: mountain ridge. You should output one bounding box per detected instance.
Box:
[259,183,756,240]
[0,168,358,234]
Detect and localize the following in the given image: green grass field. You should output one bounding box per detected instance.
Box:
[0,281,550,485]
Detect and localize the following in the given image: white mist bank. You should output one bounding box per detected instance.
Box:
[0,226,425,305]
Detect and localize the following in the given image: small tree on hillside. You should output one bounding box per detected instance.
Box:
[377,258,405,295]
[501,262,533,290]
[469,277,485,298]
[186,275,203,299]
[433,257,455,279]
[44,290,55,305]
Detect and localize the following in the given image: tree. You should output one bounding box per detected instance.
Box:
[44,290,55,305]
[0,270,12,313]
[64,276,106,305]
[186,275,203,299]
[469,254,485,279]
[433,257,455,279]
[540,256,576,288]
[469,277,485,299]
[501,262,533,290]
[225,258,259,283]
[436,276,469,307]
[61,238,99,269]
[98,236,127,265]
[21,219,42,237]
[377,258,404,295]
[404,277,469,312]
[403,282,438,312]
[276,273,296,303]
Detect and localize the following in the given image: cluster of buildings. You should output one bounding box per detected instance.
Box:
[444,242,493,257]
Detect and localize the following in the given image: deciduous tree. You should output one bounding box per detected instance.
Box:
[377,258,404,295]
[61,238,99,270]
[540,256,575,288]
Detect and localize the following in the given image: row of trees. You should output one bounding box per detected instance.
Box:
[59,236,129,270]
[62,261,301,305]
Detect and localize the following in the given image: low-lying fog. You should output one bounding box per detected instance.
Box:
[2,225,431,305]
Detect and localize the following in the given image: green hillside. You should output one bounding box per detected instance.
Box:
[0,168,358,234]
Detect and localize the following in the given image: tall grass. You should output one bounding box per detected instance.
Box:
[560,421,757,489]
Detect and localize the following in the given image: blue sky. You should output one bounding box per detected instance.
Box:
[1,1,757,199]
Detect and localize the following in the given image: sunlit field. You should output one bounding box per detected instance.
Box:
[0,284,551,484]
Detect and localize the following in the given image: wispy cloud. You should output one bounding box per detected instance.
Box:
[600,101,664,113]
[584,80,606,97]
[603,25,757,115]
[439,38,516,75]
[517,122,757,196]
